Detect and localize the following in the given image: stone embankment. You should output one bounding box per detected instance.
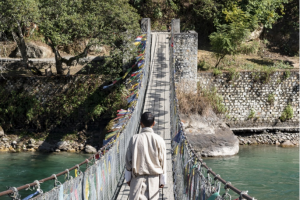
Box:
[0,126,97,153]
[237,131,299,147]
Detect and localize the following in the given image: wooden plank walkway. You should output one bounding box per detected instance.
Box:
[117,32,174,200]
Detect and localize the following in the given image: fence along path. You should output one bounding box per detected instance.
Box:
[117,32,174,200]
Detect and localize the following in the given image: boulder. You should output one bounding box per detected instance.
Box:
[181,113,239,157]
[280,140,295,147]
[10,42,53,58]
[28,139,36,145]
[85,145,97,154]
[247,25,263,41]
[38,142,53,152]
[0,126,4,137]
[56,141,69,151]
[67,149,76,153]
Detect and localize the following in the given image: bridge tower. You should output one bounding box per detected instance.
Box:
[171,19,198,91]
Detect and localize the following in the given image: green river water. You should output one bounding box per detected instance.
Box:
[204,145,299,200]
[0,145,298,199]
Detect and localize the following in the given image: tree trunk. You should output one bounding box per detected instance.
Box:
[12,27,28,66]
[48,37,92,75]
[53,48,65,75]
[215,54,226,68]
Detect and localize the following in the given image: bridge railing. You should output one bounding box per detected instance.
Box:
[169,29,256,200]
[0,18,151,200]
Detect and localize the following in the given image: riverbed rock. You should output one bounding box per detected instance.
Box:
[27,148,36,152]
[85,145,97,154]
[280,140,294,147]
[28,139,36,145]
[67,148,76,153]
[181,113,239,157]
[38,142,53,152]
[56,141,69,151]
[0,126,4,137]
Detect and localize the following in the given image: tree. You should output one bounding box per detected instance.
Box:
[209,4,251,68]
[0,0,40,65]
[39,0,140,75]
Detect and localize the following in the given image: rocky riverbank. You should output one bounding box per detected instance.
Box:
[236,131,299,147]
[0,127,98,153]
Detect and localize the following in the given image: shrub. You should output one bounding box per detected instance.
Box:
[275,61,293,69]
[260,66,276,83]
[228,68,240,81]
[239,40,260,55]
[213,68,222,76]
[280,104,294,121]
[283,70,291,80]
[267,93,275,105]
[177,82,227,115]
[197,60,211,71]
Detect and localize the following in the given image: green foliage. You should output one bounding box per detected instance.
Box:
[0,76,128,131]
[227,68,239,81]
[0,0,40,33]
[38,0,140,74]
[248,109,255,119]
[267,93,275,105]
[260,66,276,83]
[200,87,227,114]
[209,23,250,68]
[239,41,260,55]
[283,70,291,80]
[197,60,211,71]
[213,68,222,76]
[274,61,293,69]
[280,104,294,121]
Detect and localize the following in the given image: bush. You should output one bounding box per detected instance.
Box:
[258,66,276,83]
[280,104,294,121]
[197,60,211,71]
[239,40,260,55]
[275,61,293,69]
[176,82,227,115]
[267,93,275,105]
[283,70,291,80]
[213,68,222,76]
[228,68,239,81]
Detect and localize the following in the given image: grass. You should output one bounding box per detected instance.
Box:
[176,81,227,115]
[197,48,296,73]
[248,109,255,119]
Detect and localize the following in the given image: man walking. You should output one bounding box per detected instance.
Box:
[125,112,167,200]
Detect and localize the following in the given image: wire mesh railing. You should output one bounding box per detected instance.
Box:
[169,30,256,200]
[0,19,151,200]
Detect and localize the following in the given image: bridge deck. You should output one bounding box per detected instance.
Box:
[117,32,174,200]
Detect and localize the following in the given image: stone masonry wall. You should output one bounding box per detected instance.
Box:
[197,70,299,129]
[173,32,198,89]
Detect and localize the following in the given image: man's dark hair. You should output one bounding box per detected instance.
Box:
[141,112,155,127]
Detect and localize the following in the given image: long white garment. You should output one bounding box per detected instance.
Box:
[129,175,160,200]
[125,127,167,184]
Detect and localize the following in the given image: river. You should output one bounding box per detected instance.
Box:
[0,146,298,199]
[0,152,90,199]
[204,145,299,200]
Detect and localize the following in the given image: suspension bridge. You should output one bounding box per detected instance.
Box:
[0,19,255,200]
